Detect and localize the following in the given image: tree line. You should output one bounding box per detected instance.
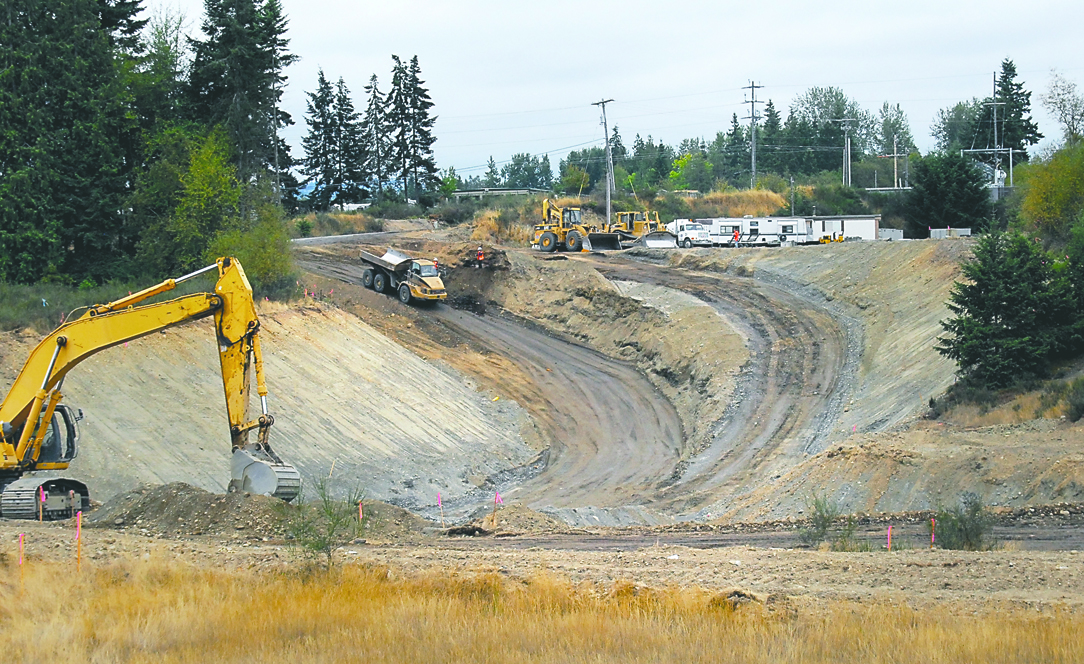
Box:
[1,0,297,289]
[300,56,439,210]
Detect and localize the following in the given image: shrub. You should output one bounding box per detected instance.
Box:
[295,219,313,237]
[799,493,840,546]
[933,493,996,551]
[206,207,296,298]
[1067,378,1084,421]
[278,477,364,569]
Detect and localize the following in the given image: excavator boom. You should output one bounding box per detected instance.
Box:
[0,258,299,518]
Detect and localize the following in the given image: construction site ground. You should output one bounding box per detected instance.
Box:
[4,223,1084,613]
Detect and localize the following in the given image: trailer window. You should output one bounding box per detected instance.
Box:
[782,225,794,233]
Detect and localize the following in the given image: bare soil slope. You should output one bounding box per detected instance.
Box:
[0,304,536,508]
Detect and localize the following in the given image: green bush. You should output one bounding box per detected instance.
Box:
[1067,378,1084,421]
[933,493,996,551]
[296,219,313,237]
[206,206,296,299]
[278,477,365,569]
[799,493,840,546]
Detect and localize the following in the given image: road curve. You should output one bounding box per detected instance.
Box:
[298,251,685,526]
[583,254,853,515]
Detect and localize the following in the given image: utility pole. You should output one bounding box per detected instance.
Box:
[985,72,1006,185]
[790,176,795,215]
[830,118,856,186]
[742,81,764,188]
[877,136,907,188]
[592,98,615,225]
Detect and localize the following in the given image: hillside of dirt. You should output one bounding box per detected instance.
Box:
[0,302,537,509]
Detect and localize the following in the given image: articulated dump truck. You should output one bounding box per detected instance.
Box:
[359,248,448,304]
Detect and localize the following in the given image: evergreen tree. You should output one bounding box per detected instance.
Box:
[385,55,410,194]
[361,74,390,198]
[484,157,501,187]
[0,0,135,282]
[300,69,336,209]
[905,151,991,236]
[973,59,1042,161]
[334,77,367,204]
[186,0,297,183]
[96,0,149,52]
[938,232,1075,389]
[386,55,439,198]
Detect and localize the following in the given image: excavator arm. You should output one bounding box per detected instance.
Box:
[0,258,299,518]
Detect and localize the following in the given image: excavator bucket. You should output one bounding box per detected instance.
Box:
[231,447,301,502]
[638,231,678,249]
[585,233,623,252]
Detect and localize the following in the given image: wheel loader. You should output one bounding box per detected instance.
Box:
[0,257,300,518]
[532,199,622,252]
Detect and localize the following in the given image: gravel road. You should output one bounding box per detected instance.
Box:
[298,251,685,527]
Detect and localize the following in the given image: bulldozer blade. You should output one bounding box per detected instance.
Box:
[585,233,623,252]
[230,447,301,502]
[639,231,678,249]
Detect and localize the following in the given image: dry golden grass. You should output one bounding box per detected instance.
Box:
[690,190,787,218]
[1,561,1080,663]
[471,210,532,245]
[946,392,1067,427]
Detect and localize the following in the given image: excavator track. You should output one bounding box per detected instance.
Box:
[0,477,89,519]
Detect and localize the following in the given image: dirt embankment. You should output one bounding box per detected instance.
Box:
[716,419,1084,521]
[483,251,747,461]
[658,239,969,435]
[0,302,536,509]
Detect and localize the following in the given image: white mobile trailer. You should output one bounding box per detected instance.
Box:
[666,219,712,248]
[810,216,880,242]
[705,217,814,246]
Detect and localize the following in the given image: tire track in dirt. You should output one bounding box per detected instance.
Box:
[298,253,684,526]
[585,255,854,515]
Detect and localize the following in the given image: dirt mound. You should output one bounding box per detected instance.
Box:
[360,500,434,542]
[467,504,572,535]
[86,483,284,539]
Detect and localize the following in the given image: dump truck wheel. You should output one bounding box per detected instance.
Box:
[566,231,583,252]
[398,284,412,304]
[539,232,557,252]
[373,272,387,293]
[362,269,374,288]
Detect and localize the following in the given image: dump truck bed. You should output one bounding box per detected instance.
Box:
[359,249,413,273]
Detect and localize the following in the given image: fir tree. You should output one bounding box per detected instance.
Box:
[333,77,367,204]
[96,0,149,53]
[484,157,501,187]
[386,56,411,194]
[0,0,134,282]
[405,56,439,196]
[301,69,336,209]
[361,74,390,199]
[938,232,1075,388]
[186,0,297,183]
[973,59,1042,161]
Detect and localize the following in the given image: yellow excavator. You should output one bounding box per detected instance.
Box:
[0,257,300,518]
[533,199,622,252]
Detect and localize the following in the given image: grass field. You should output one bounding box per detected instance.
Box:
[1,560,1079,663]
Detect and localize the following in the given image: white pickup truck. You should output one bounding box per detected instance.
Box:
[666,219,712,248]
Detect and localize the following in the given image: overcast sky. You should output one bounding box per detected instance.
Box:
[155,0,1082,176]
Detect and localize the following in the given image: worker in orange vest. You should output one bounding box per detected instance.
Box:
[732,229,740,245]
[476,246,484,268]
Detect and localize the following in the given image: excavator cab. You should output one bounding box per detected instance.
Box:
[35,404,80,465]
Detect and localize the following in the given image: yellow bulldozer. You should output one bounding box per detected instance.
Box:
[533,200,622,252]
